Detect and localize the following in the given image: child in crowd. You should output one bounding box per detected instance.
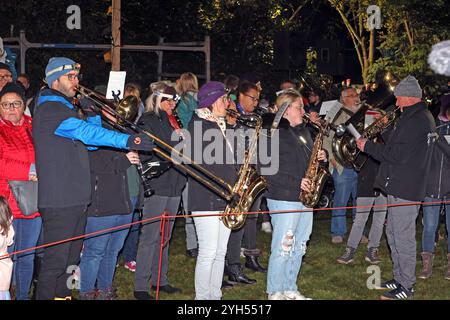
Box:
[0,196,14,300]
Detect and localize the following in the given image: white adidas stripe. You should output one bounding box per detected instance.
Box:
[396,292,407,299]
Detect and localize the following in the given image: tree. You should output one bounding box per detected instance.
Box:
[368,0,450,88]
[328,0,381,84]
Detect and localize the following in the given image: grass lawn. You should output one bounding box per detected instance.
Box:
[112,212,450,300]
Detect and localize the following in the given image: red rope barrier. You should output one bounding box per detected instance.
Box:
[155,210,169,300]
[1,198,449,261]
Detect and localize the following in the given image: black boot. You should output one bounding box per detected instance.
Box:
[227,263,257,285]
[221,280,234,289]
[245,255,267,273]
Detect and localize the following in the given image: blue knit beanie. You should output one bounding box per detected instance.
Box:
[45,57,79,86]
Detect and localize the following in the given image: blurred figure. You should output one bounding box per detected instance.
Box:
[0,63,13,91]
[0,197,14,300]
[174,72,199,258]
[124,83,144,123]
[419,92,450,280]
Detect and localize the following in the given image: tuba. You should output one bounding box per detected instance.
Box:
[299,114,331,207]
[221,111,267,230]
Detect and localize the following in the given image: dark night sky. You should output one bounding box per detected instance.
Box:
[0,0,360,98]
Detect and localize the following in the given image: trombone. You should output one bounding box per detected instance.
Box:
[76,84,234,201]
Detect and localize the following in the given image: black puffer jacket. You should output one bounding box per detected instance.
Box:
[425,118,450,199]
[365,102,436,201]
[137,111,187,197]
[187,114,238,211]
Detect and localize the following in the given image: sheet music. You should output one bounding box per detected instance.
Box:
[347,123,361,140]
[321,100,341,119]
[106,71,126,100]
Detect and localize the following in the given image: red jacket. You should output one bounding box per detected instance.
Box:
[0,115,40,219]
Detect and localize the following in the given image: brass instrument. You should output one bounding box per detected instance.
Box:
[349,107,399,170]
[77,85,266,230]
[221,111,267,230]
[331,104,399,171]
[300,114,331,208]
[331,71,400,170]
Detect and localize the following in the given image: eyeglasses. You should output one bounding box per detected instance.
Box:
[63,73,82,81]
[0,74,12,81]
[243,93,259,103]
[343,94,359,98]
[0,101,23,110]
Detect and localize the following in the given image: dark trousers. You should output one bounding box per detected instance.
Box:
[134,195,180,291]
[386,196,420,289]
[36,205,87,300]
[226,195,262,264]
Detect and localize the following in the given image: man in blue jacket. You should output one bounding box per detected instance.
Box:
[33,57,153,300]
[357,75,436,300]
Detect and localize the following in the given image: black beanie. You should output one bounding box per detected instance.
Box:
[0,82,26,103]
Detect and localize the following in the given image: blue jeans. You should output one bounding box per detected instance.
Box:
[79,212,134,293]
[266,199,313,294]
[120,210,141,262]
[422,197,450,253]
[9,217,42,300]
[331,167,357,237]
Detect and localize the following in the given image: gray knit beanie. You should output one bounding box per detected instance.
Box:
[393,75,422,98]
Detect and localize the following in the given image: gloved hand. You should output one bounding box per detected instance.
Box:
[127,133,155,151]
[78,97,99,117]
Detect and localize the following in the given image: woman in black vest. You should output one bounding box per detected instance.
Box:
[133,83,186,300]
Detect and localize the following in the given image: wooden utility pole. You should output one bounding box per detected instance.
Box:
[111,0,121,71]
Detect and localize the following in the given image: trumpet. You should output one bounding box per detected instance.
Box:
[226,108,260,128]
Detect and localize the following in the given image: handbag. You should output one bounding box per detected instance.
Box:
[7,180,38,216]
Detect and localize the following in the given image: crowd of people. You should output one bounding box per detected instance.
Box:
[0,56,448,301]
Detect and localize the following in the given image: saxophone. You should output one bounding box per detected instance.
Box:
[299,115,331,208]
[221,113,267,230]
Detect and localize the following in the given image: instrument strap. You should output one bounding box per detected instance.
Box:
[270,102,289,135]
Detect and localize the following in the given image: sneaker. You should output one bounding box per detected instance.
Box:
[96,288,117,300]
[186,248,198,258]
[365,247,381,264]
[331,236,343,244]
[374,279,399,290]
[79,290,97,300]
[284,290,312,300]
[261,221,272,233]
[268,292,286,300]
[134,291,154,300]
[124,261,136,272]
[380,285,414,300]
[337,247,356,264]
